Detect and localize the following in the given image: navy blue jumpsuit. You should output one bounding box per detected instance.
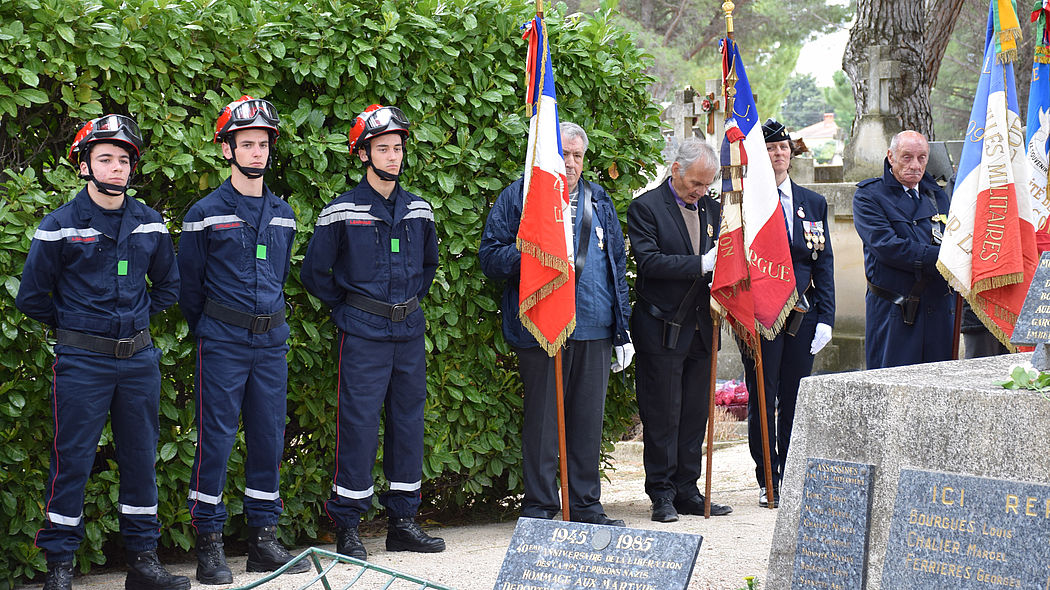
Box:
[177,179,296,534]
[300,178,438,526]
[16,188,179,561]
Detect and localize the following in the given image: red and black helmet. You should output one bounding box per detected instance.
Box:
[214,95,279,142]
[348,104,410,153]
[68,114,144,169]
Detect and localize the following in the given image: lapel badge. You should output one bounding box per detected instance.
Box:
[707,224,714,237]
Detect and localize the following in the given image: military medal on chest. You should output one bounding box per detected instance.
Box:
[595,226,605,251]
[802,217,826,260]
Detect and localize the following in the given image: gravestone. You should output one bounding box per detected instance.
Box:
[1009,251,1050,369]
[494,518,701,590]
[843,46,902,182]
[791,458,874,590]
[764,353,1050,589]
[882,468,1050,588]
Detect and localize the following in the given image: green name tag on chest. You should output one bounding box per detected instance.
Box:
[117,260,128,276]
[256,245,267,260]
[391,239,400,253]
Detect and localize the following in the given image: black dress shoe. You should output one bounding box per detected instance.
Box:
[125,551,191,590]
[386,517,446,553]
[195,531,233,585]
[43,561,73,590]
[759,488,780,508]
[651,498,679,522]
[675,495,734,516]
[246,526,311,574]
[336,526,367,561]
[571,512,626,527]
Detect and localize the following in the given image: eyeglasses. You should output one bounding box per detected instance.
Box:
[93,114,141,144]
[229,99,279,127]
[364,106,409,133]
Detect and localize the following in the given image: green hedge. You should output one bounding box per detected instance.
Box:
[0,0,663,584]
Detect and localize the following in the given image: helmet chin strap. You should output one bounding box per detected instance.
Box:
[226,138,269,179]
[80,159,130,196]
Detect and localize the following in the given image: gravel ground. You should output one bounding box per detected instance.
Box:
[34,438,778,590]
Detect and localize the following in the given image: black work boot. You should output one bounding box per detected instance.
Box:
[246,526,310,574]
[43,561,73,590]
[336,526,367,561]
[125,550,191,590]
[385,517,446,553]
[195,532,233,585]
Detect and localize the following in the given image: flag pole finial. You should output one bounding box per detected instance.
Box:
[722,1,735,39]
[535,0,543,18]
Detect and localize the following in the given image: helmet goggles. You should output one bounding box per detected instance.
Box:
[70,114,143,161]
[228,98,279,129]
[363,106,409,136]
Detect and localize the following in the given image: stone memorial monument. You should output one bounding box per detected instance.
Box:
[843,45,901,182]
[764,353,1050,589]
[494,518,701,590]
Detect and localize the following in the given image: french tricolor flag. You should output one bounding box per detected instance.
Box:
[516,15,575,356]
[938,0,1036,348]
[712,38,796,349]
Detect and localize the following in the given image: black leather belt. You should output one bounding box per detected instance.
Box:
[866,280,906,305]
[345,294,419,322]
[56,328,151,359]
[204,299,286,334]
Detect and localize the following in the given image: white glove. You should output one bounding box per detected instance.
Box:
[612,342,635,373]
[701,246,717,274]
[810,323,832,355]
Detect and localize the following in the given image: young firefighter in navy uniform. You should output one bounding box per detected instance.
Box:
[177,96,309,583]
[301,104,442,561]
[16,115,187,590]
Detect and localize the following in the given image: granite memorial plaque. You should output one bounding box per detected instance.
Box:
[882,468,1050,588]
[494,518,702,590]
[791,458,874,590]
[1010,251,1050,369]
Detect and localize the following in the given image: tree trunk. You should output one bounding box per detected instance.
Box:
[925,0,966,86]
[843,0,932,137]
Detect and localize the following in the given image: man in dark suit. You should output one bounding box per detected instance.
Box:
[742,119,835,508]
[853,130,953,369]
[627,137,732,522]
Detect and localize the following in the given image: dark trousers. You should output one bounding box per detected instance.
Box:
[188,339,289,534]
[514,338,611,518]
[742,313,817,490]
[326,331,426,527]
[634,331,711,502]
[37,347,163,562]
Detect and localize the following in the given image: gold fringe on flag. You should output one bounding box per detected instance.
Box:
[1036,45,1050,64]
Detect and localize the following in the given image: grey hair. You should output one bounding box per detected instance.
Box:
[889,130,928,153]
[560,122,589,152]
[670,136,717,170]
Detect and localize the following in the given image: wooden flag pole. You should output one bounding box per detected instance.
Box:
[704,316,721,518]
[754,340,776,508]
[555,349,571,521]
[951,293,963,360]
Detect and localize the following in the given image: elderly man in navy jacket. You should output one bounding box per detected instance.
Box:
[480,122,633,526]
[853,130,953,369]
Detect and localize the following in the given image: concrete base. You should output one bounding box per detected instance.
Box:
[844,115,900,182]
[764,353,1050,590]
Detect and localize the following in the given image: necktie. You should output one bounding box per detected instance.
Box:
[906,188,920,203]
[779,189,792,240]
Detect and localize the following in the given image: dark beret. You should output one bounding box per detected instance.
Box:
[762,118,790,143]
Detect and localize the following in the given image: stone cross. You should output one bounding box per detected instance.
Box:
[669,86,701,141]
[866,45,900,116]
